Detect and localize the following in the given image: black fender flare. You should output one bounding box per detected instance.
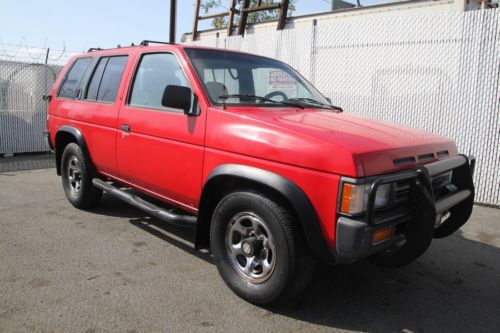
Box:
[198,164,332,262]
[55,126,94,175]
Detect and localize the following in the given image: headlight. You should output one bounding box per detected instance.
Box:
[340,182,391,215]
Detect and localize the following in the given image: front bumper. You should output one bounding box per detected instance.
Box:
[335,154,475,261]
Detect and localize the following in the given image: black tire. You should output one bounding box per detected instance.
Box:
[210,190,315,306]
[61,143,102,209]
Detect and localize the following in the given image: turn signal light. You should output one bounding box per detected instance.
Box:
[340,183,364,214]
[372,227,394,245]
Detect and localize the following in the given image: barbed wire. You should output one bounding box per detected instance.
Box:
[21,37,47,61]
[0,38,82,65]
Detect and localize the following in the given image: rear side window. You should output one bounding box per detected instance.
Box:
[58,58,92,99]
[86,56,128,103]
[129,53,189,110]
[86,58,108,101]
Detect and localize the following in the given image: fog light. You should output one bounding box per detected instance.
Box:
[372,227,394,245]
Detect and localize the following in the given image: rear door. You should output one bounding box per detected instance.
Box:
[116,51,207,211]
[54,54,129,175]
[80,55,129,174]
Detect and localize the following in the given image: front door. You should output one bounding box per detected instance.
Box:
[116,52,206,212]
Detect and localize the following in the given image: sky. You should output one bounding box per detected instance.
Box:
[0,0,342,53]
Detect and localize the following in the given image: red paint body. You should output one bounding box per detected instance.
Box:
[47,44,457,249]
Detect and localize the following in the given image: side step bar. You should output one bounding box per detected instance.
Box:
[92,178,197,228]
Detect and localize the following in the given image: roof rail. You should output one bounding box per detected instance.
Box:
[86,40,172,53]
[140,40,174,46]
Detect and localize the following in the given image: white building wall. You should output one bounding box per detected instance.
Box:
[185,0,468,42]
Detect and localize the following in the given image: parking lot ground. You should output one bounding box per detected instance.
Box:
[0,168,499,333]
[0,154,55,173]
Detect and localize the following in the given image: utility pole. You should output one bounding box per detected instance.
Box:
[169,0,177,43]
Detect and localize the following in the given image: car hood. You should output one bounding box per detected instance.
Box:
[206,106,457,177]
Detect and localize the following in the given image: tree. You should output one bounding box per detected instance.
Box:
[200,0,296,29]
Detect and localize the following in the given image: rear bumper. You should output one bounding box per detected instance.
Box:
[335,154,475,261]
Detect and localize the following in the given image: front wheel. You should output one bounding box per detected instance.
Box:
[61,143,102,209]
[210,190,315,306]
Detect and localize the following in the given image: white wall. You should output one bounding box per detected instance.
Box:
[185,0,468,42]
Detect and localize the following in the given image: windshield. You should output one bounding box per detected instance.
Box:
[184,48,332,108]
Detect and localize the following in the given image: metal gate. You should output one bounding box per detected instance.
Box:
[0,61,61,154]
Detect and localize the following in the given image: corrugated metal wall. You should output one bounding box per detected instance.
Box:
[0,61,62,154]
[187,9,499,206]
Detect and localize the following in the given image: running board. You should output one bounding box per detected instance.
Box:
[92,178,197,227]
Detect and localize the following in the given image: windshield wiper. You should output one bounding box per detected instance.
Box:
[218,94,304,109]
[288,97,343,112]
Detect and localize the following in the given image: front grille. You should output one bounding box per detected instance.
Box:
[394,181,411,204]
[371,174,453,225]
[393,172,453,205]
[431,171,453,201]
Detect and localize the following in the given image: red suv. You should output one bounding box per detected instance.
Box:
[46,41,475,305]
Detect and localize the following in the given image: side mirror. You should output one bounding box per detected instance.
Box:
[161,85,192,114]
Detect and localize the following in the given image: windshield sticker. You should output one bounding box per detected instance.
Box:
[269,71,298,97]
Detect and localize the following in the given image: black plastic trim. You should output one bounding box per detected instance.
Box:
[55,126,94,176]
[336,216,406,260]
[200,164,332,262]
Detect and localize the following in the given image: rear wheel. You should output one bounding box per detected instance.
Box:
[61,143,102,209]
[210,190,315,306]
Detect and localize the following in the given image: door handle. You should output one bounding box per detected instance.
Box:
[120,124,131,133]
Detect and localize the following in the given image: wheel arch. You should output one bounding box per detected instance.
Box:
[55,126,94,176]
[196,164,332,262]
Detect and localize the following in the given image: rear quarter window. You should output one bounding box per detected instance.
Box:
[85,56,128,103]
[58,58,92,99]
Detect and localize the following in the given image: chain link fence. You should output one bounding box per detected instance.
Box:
[0,42,78,155]
[187,9,500,206]
[0,10,498,205]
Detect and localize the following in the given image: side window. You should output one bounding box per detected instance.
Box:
[86,56,128,103]
[58,58,92,99]
[86,58,108,101]
[98,56,128,102]
[202,68,239,97]
[129,53,189,110]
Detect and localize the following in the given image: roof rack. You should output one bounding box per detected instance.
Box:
[140,40,175,46]
[86,40,174,53]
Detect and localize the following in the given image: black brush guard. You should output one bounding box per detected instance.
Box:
[336,154,475,262]
[366,154,475,235]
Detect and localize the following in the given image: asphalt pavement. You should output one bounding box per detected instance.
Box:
[0,167,499,333]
